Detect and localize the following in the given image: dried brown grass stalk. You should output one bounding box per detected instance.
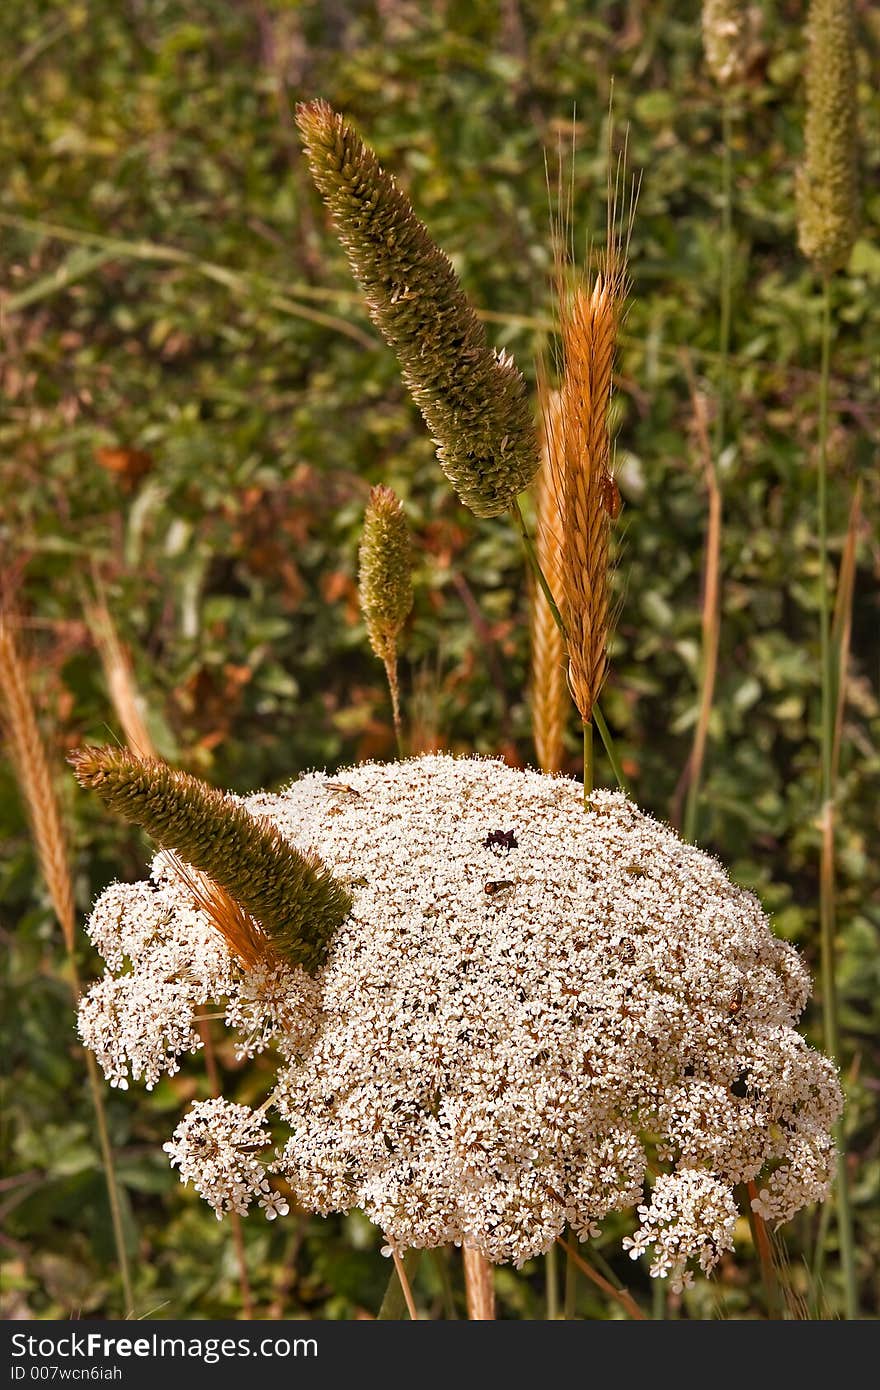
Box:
[557,1236,646,1320]
[673,360,723,838]
[462,1247,496,1320]
[530,391,568,773]
[169,854,279,974]
[385,1237,419,1320]
[0,618,76,950]
[85,599,156,759]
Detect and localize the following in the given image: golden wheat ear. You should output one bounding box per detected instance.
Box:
[551,273,620,729]
[530,386,568,774]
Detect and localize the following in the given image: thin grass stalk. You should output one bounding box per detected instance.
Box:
[377,1250,421,1319]
[682,96,731,844]
[383,656,405,759]
[545,1241,560,1320]
[557,1237,646,1321]
[431,1249,459,1319]
[682,384,723,843]
[462,1248,495,1320]
[652,1277,666,1320]
[86,600,156,759]
[815,276,858,1319]
[0,619,134,1313]
[0,212,375,348]
[389,1243,419,1320]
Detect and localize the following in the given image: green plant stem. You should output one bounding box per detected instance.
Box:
[431,1249,458,1319]
[815,273,857,1321]
[563,1246,578,1319]
[512,497,628,793]
[511,497,567,640]
[377,1250,421,1319]
[683,95,732,844]
[593,706,628,794]
[652,1277,666,1320]
[545,1243,560,1320]
[383,656,405,759]
[70,958,134,1315]
[818,276,834,842]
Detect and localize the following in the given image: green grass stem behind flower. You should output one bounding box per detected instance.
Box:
[359,484,414,749]
[295,100,540,518]
[796,0,860,276]
[70,746,351,973]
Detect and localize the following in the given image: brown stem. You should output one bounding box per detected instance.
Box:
[388,1241,419,1320]
[745,1180,782,1319]
[463,1248,496,1320]
[557,1237,647,1321]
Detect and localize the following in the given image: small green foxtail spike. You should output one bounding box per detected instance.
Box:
[295,99,539,518]
[702,0,756,87]
[70,746,351,973]
[796,0,860,276]
[359,485,413,744]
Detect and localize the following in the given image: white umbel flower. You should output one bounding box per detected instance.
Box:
[162,1098,286,1220]
[80,756,842,1280]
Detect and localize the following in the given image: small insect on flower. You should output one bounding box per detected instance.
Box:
[325,782,361,798]
[728,985,745,1017]
[483,829,518,851]
[600,471,622,520]
[484,880,515,896]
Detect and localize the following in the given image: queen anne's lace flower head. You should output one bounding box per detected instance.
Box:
[79,756,842,1273]
[162,1098,289,1221]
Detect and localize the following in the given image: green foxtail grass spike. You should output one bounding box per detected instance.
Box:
[797,0,860,276]
[359,485,413,666]
[70,746,351,973]
[295,99,539,518]
[702,0,755,87]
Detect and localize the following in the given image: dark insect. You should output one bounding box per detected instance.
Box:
[484,880,514,896]
[728,985,745,1017]
[730,1070,750,1100]
[483,829,518,850]
[600,471,622,519]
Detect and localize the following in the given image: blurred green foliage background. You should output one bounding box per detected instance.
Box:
[1,0,878,1319]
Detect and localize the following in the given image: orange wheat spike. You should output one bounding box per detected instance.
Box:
[549,274,620,726]
[531,389,568,772]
